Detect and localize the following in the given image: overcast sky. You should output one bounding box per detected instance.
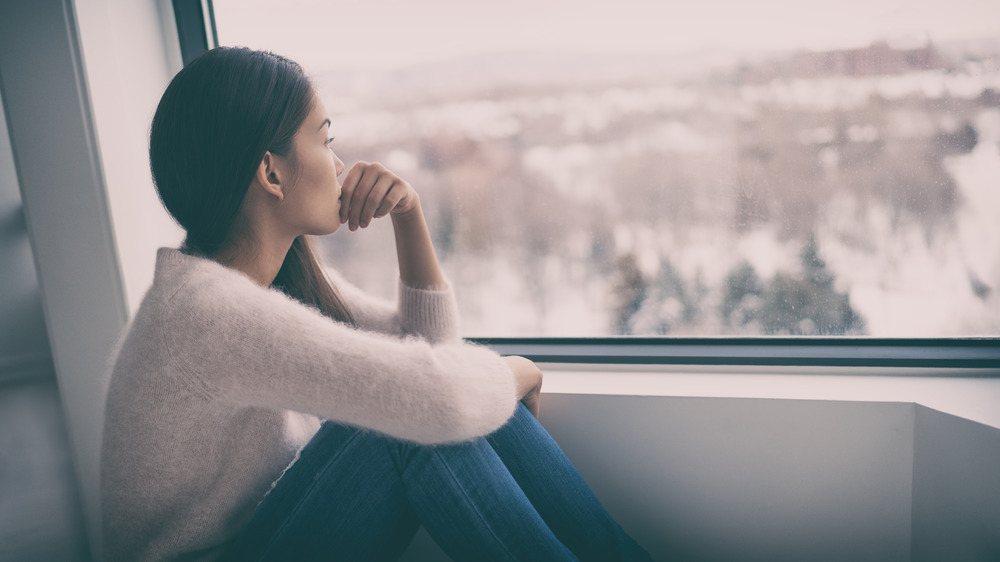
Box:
[214,0,1000,73]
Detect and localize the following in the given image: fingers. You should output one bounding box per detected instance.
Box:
[340,161,413,231]
[505,355,544,402]
[521,389,541,418]
[346,162,380,230]
[359,174,396,228]
[519,382,542,418]
[338,162,365,225]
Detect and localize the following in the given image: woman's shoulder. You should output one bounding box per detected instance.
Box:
[153,247,238,288]
[127,248,290,342]
[107,249,243,396]
[150,247,267,305]
[113,248,314,382]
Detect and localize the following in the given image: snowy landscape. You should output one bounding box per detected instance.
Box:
[313,40,1000,337]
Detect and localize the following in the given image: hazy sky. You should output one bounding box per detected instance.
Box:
[214,0,1000,73]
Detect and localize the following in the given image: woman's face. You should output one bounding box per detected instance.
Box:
[278,95,346,236]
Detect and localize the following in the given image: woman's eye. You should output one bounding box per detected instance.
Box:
[325,136,335,146]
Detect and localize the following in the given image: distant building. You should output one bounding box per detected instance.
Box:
[791,40,948,77]
[738,40,951,83]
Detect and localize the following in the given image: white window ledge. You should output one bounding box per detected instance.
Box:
[540,363,1000,430]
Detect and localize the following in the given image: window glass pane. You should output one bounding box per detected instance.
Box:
[213,0,1000,336]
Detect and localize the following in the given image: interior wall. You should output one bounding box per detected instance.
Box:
[73,0,184,313]
[541,395,915,562]
[404,395,1000,562]
[911,406,1000,561]
[401,395,916,562]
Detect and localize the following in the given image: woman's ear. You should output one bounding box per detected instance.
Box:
[254,151,284,201]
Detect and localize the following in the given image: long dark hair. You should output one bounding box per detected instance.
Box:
[149,46,354,324]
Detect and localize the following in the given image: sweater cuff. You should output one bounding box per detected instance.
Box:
[398,280,461,343]
[442,343,519,440]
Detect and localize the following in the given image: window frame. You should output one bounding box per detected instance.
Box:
[194,1,1000,372]
[172,0,218,66]
[469,337,1000,369]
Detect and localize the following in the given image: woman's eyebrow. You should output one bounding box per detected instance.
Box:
[317,118,331,132]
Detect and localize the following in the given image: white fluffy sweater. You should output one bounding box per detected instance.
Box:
[100,247,517,561]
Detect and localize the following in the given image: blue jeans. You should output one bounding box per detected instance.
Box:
[221,403,651,561]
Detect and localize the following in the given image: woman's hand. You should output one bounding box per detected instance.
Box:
[340,160,445,289]
[504,355,543,418]
[339,161,418,231]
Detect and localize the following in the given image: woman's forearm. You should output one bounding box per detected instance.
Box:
[391,197,448,290]
[337,161,447,290]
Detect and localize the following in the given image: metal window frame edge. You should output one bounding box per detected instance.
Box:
[173,0,217,66]
[469,337,1000,371]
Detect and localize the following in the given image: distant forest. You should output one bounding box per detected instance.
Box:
[320,42,1000,336]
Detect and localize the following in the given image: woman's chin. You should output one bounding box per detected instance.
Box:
[306,220,342,237]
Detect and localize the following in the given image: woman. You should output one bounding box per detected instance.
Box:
[101,46,650,561]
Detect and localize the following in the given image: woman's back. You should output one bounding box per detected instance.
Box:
[101,247,519,560]
[101,249,320,560]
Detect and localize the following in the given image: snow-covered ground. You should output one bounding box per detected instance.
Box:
[324,66,1000,337]
[820,108,1000,335]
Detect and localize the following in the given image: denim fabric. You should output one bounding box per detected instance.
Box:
[221,403,650,561]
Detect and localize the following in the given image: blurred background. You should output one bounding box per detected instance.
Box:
[215,0,1000,337]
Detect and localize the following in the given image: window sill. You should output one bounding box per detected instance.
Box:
[536,362,1000,430]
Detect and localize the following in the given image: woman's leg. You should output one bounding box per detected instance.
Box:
[220,421,421,562]
[221,419,578,562]
[485,403,652,561]
[391,432,578,561]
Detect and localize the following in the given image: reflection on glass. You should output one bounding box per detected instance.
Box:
[215,1,1000,336]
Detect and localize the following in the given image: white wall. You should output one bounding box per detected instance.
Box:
[402,395,916,562]
[402,391,1000,562]
[74,0,185,313]
[543,395,916,561]
[402,366,1000,561]
[912,406,1000,560]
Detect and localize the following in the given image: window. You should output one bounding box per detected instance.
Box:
[212,0,1000,339]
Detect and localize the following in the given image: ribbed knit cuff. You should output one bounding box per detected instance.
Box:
[433,342,519,440]
[464,345,519,432]
[398,281,460,343]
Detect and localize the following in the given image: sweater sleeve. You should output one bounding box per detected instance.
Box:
[164,271,516,444]
[324,267,461,344]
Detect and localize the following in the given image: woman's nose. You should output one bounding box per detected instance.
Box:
[334,153,345,176]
